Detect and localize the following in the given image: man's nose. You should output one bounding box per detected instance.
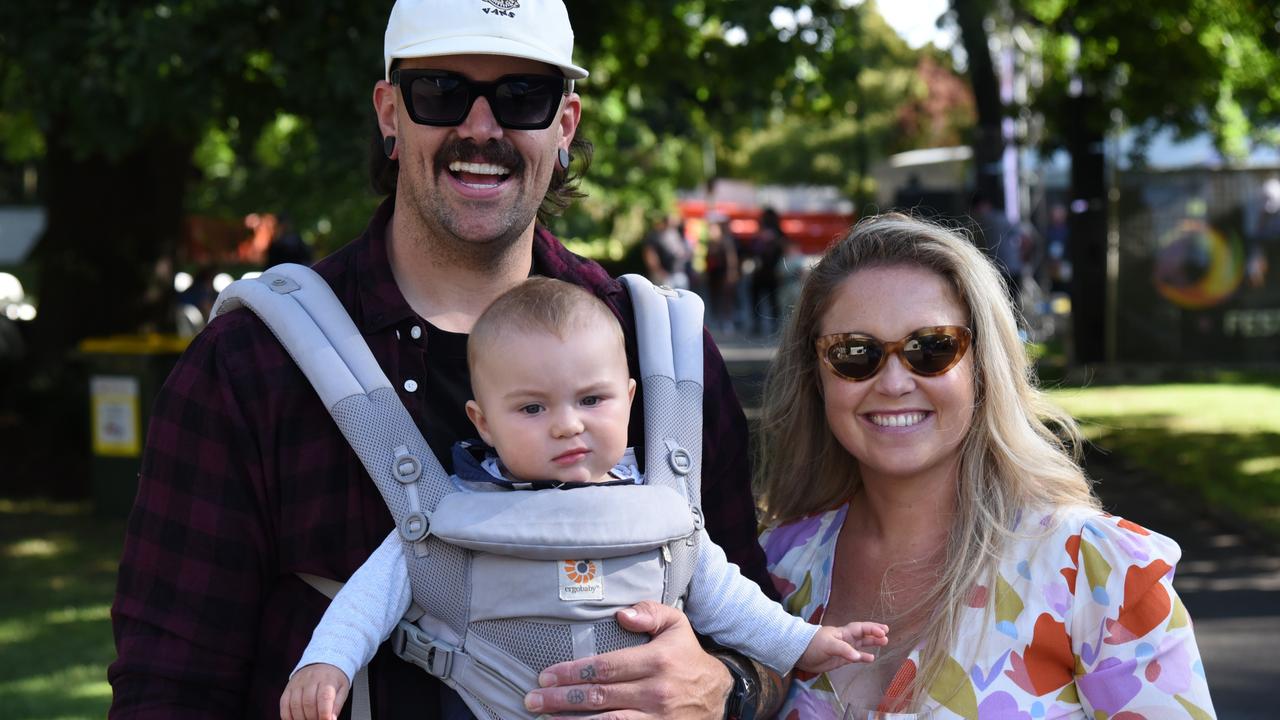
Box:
[455,95,503,143]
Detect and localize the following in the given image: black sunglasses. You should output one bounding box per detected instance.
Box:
[816,326,973,382]
[390,69,572,130]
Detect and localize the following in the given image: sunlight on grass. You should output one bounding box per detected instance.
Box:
[5,537,63,558]
[1239,456,1280,476]
[1,502,123,720]
[0,663,112,720]
[1048,383,1280,540]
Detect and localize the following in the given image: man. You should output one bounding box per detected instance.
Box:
[108,0,786,717]
[970,191,1024,302]
[641,214,692,290]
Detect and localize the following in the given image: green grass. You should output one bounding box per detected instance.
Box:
[0,500,123,719]
[1048,383,1280,539]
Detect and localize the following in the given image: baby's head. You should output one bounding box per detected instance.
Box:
[465,277,636,485]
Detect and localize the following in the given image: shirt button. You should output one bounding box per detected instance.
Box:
[410,325,422,340]
[403,379,419,393]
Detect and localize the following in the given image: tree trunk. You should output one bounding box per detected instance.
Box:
[952,0,1004,206]
[1065,91,1108,365]
[29,126,192,367]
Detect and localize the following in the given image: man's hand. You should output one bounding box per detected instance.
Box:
[280,663,350,720]
[523,601,733,719]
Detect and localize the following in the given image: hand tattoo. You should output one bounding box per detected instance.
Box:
[580,665,597,681]
[567,689,586,705]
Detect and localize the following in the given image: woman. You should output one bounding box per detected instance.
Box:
[757,214,1215,718]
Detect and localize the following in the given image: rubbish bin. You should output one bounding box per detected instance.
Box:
[79,334,189,517]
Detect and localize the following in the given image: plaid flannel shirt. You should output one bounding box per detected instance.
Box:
[108,197,770,718]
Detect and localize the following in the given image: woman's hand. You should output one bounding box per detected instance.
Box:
[523,601,733,719]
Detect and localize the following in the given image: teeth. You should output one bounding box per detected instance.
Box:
[448,161,509,176]
[868,412,927,428]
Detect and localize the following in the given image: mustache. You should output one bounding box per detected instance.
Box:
[435,139,525,174]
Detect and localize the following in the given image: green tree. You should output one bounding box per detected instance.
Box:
[720,2,974,207]
[950,0,1280,362]
[1,1,864,368]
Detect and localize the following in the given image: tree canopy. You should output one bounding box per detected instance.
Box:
[0,0,955,365]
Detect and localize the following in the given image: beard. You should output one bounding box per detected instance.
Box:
[400,137,544,270]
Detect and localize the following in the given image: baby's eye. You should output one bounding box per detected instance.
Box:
[580,395,602,407]
[520,404,544,415]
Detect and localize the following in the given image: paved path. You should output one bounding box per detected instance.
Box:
[716,335,1279,719]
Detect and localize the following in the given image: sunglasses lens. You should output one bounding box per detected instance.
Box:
[903,332,961,375]
[409,75,469,123]
[493,77,562,128]
[827,339,883,380]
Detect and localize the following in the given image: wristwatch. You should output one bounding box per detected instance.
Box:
[716,654,759,720]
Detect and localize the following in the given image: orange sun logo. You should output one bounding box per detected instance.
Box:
[563,560,597,584]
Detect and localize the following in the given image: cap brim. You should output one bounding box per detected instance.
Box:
[386,35,588,81]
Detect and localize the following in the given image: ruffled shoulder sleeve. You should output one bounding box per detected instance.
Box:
[1048,507,1216,718]
[759,505,846,623]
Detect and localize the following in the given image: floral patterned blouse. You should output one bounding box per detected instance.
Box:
[759,503,1217,719]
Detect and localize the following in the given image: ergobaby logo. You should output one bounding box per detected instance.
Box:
[481,0,518,17]
[558,559,604,601]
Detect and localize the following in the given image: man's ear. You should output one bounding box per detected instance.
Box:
[465,399,493,446]
[373,80,400,156]
[556,91,581,154]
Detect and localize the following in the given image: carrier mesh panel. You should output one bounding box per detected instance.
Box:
[640,378,702,500]
[470,619,575,672]
[333,389,470,633]
[406,539,471,633]
[331,390,447,514]
[639,377,703,605]
[472,697,503,720]
[593,618,649,654]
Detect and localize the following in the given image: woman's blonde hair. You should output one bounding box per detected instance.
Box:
[757,213,1098,708]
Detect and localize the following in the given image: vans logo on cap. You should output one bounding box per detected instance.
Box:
[558,559,604,601]
[482,0,518,17]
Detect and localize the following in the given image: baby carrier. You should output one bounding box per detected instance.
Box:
[212,265,707,720]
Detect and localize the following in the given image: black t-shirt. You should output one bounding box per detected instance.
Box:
[417,321,475,474]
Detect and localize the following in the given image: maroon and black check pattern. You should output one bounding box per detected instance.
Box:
[108,197,770,718]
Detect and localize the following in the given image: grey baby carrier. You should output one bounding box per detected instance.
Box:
[212,265,707,719]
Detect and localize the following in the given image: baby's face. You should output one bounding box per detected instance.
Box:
[466,320,635,485]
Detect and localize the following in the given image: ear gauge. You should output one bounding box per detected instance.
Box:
[558,147,570,169]
[383,135,397,158]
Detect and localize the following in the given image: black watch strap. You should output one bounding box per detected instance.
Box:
[715,653,760,720]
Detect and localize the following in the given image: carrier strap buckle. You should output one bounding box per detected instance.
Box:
[391,620,454,680]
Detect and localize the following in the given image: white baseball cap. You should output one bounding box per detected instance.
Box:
[384,0,589,81]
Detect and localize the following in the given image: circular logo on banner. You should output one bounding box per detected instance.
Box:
[483,0,520,9]
[1153,218,1244,309]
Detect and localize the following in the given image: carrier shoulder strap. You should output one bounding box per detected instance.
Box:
[617,274,705,515]
[211,264,448,547]
[618,274,705,609]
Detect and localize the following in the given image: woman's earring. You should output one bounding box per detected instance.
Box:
[558,147,571,169]
[383,136,397,158]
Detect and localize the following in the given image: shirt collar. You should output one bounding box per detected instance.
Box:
[353,196,417,333]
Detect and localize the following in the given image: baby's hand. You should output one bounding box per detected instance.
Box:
[280,663,351,720]
[796,621,890,673]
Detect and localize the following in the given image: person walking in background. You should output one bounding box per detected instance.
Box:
[265,213,313,268]
[703,213,739,333]
[1044,203,1072,294]
[970,191,1024,303]
[749,207,788,336]
[641,213,692,290]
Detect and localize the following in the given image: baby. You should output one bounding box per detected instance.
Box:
[281,277,887,719]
